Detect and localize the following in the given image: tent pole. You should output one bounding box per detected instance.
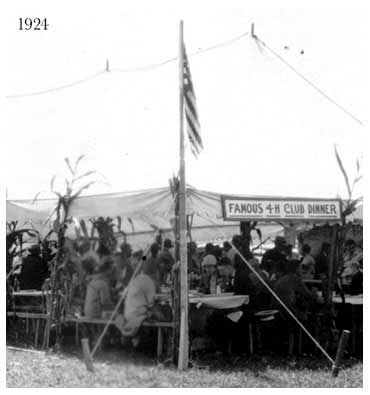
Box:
[177,19,189,371]
[327,224,338,304]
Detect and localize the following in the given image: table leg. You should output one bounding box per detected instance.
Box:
[249,323,254,355]
[157,328,163,358]
[288,330,294,355]
[34,320,40,348]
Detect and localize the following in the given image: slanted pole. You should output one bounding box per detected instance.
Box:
[332,330,351,377]
[177,19,189,371]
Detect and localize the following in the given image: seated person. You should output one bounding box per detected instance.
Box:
[200,255,218,294]
[223,240,236,267]
[200,243,218,294]
[233,252,254,296]
[84,258,114,319]
[120,242,133,260]
[217,256,234,292]
[271,260,316,322]
[118,259,158,337]
[248,257,271,309]
[261,236,288,279]
[299,244,316,280]
[111,252,133,295]
[201,243,217,267]
[19,244,49,290]
[315,242,331,279]
[340,239,363,292]
[158,239,175,285]
[188,241,201,275]
[130,249,143,271]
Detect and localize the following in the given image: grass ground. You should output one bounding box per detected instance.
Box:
[6,345,363,388]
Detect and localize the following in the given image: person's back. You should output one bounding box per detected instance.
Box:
[84,261,113,319]
[120,258,158,337]
[261,245,287,275]
[272,273,298,311]
[272,260,313,318]
[124,273,156,320]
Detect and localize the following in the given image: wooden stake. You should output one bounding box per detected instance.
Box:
[177,19,189,371]
[332,330,350,377]
[81,338,95,373]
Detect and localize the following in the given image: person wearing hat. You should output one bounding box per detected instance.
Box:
[260,236,289,279]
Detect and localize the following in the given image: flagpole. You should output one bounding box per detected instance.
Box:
[178,19,189,371]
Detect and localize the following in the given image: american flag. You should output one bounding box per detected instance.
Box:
[183,44,203,158]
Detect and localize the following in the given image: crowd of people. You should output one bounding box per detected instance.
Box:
[8,231,362,351]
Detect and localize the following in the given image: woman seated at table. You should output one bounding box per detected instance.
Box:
[82,257,114,346]
[117,258,159,341]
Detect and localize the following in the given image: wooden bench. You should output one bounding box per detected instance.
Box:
[7,311,50,347]
[65,316,174,358]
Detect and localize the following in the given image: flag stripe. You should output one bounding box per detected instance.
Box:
[185,112,202,148]
[182,43,203,158]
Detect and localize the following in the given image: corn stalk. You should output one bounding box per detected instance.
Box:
[332,146,363,303]
[41,155,97,350]
[334,145,363,225]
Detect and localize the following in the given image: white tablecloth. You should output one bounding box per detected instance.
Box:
[189,294,249,309]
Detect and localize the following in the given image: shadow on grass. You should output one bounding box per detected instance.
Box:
[7,336,362,377]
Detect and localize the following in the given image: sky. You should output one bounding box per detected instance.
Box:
[3,0,368,201]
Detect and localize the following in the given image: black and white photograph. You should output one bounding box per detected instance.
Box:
[3,0,366,388]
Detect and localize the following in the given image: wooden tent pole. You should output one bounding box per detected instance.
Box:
[327,224,338,303]
[177,19,189,371]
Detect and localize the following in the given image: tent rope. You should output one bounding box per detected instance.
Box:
[195,207,337,366]
[90,243,151,357]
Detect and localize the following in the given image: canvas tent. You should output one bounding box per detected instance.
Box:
[6,186,285,248]
[8,185,362,248]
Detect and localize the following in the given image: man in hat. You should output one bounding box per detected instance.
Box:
[261,236,288,279]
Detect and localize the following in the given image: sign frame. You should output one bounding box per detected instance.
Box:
[220,195,342,222]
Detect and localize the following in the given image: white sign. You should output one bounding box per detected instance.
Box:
[221,196,341,221]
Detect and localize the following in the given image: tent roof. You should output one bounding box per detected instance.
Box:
[7,186,361,247]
